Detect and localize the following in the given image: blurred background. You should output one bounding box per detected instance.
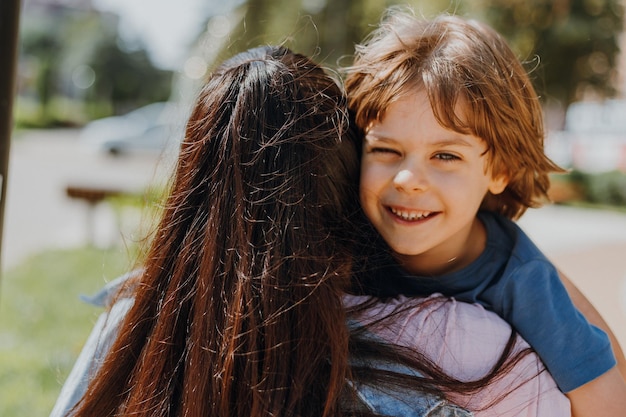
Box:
[1,0,626,415]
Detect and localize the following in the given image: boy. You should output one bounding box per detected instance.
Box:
[345,9,626,416]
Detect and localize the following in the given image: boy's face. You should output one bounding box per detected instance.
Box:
[359,89,507,275]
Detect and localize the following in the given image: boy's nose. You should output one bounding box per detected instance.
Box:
[393,168,428,192]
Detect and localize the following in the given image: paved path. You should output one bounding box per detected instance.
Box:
[3,129,626,348]
[2,128,172,270]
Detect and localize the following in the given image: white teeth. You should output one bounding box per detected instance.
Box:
[390,207,431,221]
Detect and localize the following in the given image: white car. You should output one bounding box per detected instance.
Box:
[79,102,185,156]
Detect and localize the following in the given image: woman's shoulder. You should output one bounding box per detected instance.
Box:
[49,272,139,417]
[80,269,140,307]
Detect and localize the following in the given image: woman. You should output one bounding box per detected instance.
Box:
[50,45,568,417]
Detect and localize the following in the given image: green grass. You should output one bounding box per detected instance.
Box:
[0,246,136,416]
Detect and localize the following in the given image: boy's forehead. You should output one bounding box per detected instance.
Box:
[367,89,471,127]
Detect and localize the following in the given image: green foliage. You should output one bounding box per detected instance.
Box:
[0,247,136,416]
[88,39,173,115]
[222,0,461,69]
[473,0,624,105]
[17,6,174,127]
[14,96,90,129]
[568,169,626,206]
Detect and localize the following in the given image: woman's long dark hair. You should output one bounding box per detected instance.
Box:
[71,46,361,417]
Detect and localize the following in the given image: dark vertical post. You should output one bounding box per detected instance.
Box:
[0,0,22,277]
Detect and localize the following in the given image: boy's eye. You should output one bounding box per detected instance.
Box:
[367,146,400,156]
[434,152,460,161]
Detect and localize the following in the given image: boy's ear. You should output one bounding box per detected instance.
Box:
[488,173,509,195]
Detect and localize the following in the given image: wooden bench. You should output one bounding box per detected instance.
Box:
[65,184,127,246]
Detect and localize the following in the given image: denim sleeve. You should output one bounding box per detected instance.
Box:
[352,376,473,417]
[346,326,474,417]
[49,277,134,417]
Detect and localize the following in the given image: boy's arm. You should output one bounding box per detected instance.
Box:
[557,269,626,416]
[557,269,626,378]
[567,366,626,417]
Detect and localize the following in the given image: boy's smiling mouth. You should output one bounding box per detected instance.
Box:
[388,207,436,221]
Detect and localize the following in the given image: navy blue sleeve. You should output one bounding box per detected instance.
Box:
[495,258,616,393]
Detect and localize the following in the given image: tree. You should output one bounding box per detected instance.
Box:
[18,4,174,126]
[473,0,624,106]
[218,0,455,69]
[88,38,172,115]
[19,15,64,123]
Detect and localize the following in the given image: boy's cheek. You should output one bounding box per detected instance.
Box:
[359,162,373,183]
[359,169,381,195]
[358,184,377,207]
[360,159,385,178]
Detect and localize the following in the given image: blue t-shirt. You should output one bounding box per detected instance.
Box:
[374,210,616,393]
